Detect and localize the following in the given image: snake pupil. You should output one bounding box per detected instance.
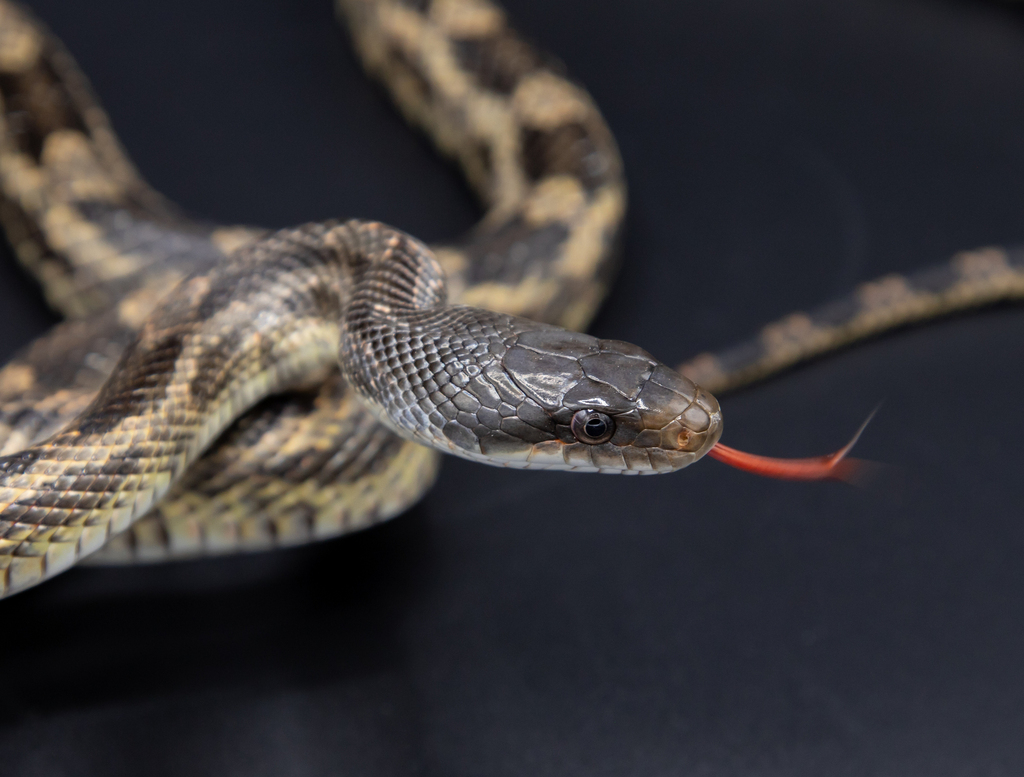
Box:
[572,410,615,444]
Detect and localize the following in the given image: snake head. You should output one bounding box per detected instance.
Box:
[436,325,723,473]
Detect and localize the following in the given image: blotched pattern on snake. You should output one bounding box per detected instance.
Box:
[0,0,1021,598]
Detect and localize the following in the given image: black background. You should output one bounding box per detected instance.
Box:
[1,0,1023,774]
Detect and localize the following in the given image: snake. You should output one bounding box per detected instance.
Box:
[0,0,1021,600]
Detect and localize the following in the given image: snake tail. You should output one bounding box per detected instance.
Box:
[680,245,1024,395]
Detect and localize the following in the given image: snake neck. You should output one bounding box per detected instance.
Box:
[335,220,467,442]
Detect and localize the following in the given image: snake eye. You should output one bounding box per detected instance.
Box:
[571,410,615,444]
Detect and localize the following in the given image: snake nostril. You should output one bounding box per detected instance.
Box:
[676,428,702,452]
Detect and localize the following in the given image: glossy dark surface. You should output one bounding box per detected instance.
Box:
[1,0,1023,774]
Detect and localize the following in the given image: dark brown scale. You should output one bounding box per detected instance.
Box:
[0,197,78,281]
[182,383,390,490]
[69,328,194,435]
[0,58,89,161]
[453,30,543,94]
[329,428,391,481]
[521,122,608,190]
[262,517,281,543]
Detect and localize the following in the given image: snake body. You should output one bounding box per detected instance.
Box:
[0,214,720,596]
[0,0,1022,598]
[0,0,629,581]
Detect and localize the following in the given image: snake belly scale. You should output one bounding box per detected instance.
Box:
[0,0,1023,599]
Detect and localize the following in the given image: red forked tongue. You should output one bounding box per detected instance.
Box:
[706,410,877,483]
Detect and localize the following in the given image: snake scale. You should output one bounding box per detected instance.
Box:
[0,0,1021,600]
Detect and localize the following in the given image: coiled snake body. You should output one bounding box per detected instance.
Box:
[0,0,1021,598]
